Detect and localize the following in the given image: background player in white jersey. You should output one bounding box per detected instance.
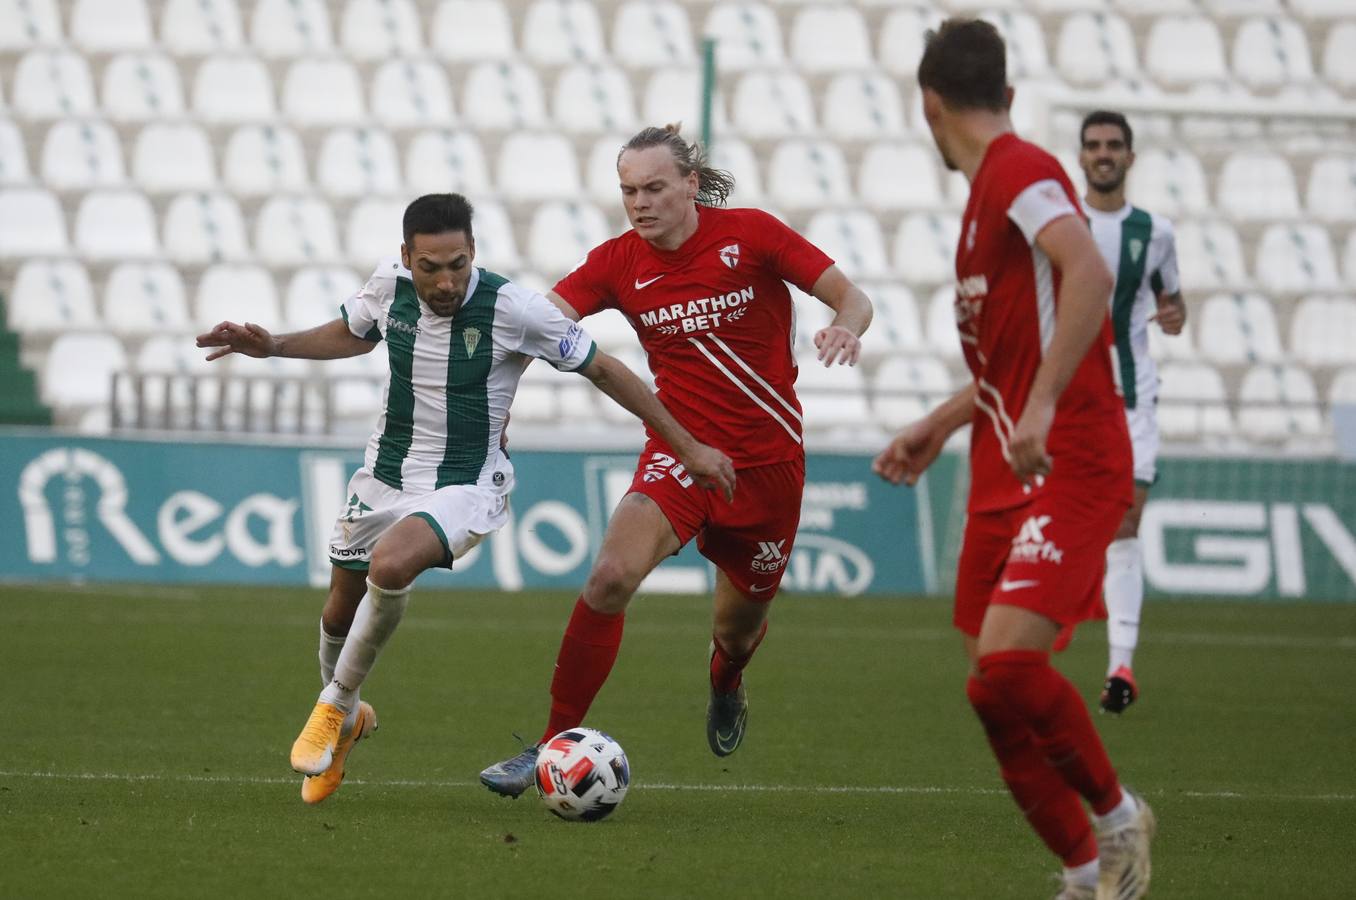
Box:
[1079,111,1187,714]
[195,193,734,804]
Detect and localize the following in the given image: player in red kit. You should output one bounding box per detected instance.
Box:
[481,124,873,793]
[872,20,1153,900]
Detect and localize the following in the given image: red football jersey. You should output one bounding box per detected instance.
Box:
[554,206,834,467]
[955,133,1131,513]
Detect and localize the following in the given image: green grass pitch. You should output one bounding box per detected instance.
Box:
[3,584,1354,898]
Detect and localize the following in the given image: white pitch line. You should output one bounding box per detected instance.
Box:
[1,770,1352,802]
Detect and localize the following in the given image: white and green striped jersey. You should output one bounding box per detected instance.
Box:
[1083,202,1181,410]
[341,259,597,494]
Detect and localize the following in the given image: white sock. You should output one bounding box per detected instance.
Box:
[1064,858,1100,888]
[1104,538,1143,674]
[1094,789,1137,831]
[318,622,358,730]
[320,579,410,714]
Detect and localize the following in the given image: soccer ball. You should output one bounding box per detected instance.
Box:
[534,727,630,822]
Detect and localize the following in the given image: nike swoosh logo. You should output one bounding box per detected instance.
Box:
[634,275,665,289]
[999,579,1041,592]
[749,583,776,593]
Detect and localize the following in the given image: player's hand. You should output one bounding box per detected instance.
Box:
[813,325,861,367]
[681,443,736,502]
[1151,300,1186,335]
[872,418,946,487]
[500,410,511,451]
[195,321,277,361]
[1009,397,1055,484]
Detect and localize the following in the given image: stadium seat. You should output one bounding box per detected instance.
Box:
[75,190,158,260]
[1291,295,1356,366]
[251,0,333,58]
[1305,156,1356,223]
[527,201,611,277]
[194,264,282,330]
[878,6,943,78]
[71,0,153,51]
[612,0,694,68]
[222,125,309,195]
[523,0,607,65]
[1238,364,1324,441]
[702,2,785,71]
[131,332,224,430]
[821,73,908,140]
[893,213,960,286]
[42,333,128,409]
[101,53,186,121]
[731,71,816,139]
[461,62,548,130]
[253,196,342,266]
[708,137,764,205]
[1288,0,1354,19]
[285,266,362,329]
[431,0,515,61]
[315,127,403,198]
[160,0,244,54]
[40,119,127,190]
[580,308,641,355]
[1157,361,1234,438]
[788,5,871,73]
[584,134,627,204]
[641,69,729,135]
[1322,23,1356,94]
[803,210,891,281]
[132,123,217,193]
[792,287,831,350]
[859,143,943,211]
[0,0,62,49]
[767,140,853,210]
[469,200,522,270]
[282,59,365,126]
[370,60,455,128]
[403,129,491,196]
[866,283,925,352]
[346,198,405,265]
[552,65,639,135]
[795,352,873,433]
[496,133,581,201]
[1111,0,1207,15]
[1129,147,1211,219]
[162,192,250,264]
[340,0,422,60]
[1218,151,1300,221]
[0,188,67,257]
[1196,293,1285,364]
[923,285,962,358]
[984,10,1051,81]
[1145,16,1229,88]
[1255,224,1341,293]
[1175,220,1250,290]
[7,260,98,335]
[192,55,277,123]
[1055,13,1140,85]
[873,355,953,426]
[1330,367,1356,405]
[1231,17,1315,91]
[0,120,31,184]
[12,50,97,119]
[103,262,191,337]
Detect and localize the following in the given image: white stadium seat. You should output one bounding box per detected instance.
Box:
[1196,293,1284,364]
[1305,156,1356,223]
[821,73,908,140]
[1147,313,1198,362]
[253,196,342,266]
[1289,0,1354,20]
[1158,362,1234,439]
[1291,296,1356,366]
[340,0,422,60]
[251,0,333,58]
[192,56,277,123]
[1112,0,1205,15]
[1204,0,1285,17]
[1145,16,1229,88]
[1345,232,1356,290]
[1129,147,1211,219]
[1330,368,1356,405]
[162,192,250,264]
[194,264,281,329]
[584,133,629,205]
[522,0,607,65]
[795,352,873,433]
[431,0,515,61]
[12,50,97,119]
[1255,224,1340,293]
[285,267,362,330]
[867,283,925,352]
[1056,13,1140,85]
[642,69,729,135]
[315,127,403,198]
[0,120,31,184]
[703,2,785,71]
[282,59,365,126]
[1218,151,1300,221]
[731,71,816,139]
[878,6,943,78]
[792,288,831,350]
[461,62,548,130]
[371,60,455,129]
[527,201,611,276]
[101,54,186,122]
[222,125,309,195]
[74,190,158,260]
[0,188,68,256]
[923,285,962,358]
[985,10,1051,81]
[71,0,153,52]
[804,210,891,280]
[1323,24,1356,94]
[103,262,191,337]
[612,1,694,68]
[859,143,943,211]
[788,5,872,73]
[132,123,217,192]
[1238,365,1324,441]
[0,0,62,50]
[471,201,523,270]
[552,65,638,135]
[767,140,853,210]
[893,213,960,285]
[7,260,98,335]
[1232,17,1315,91]
[1175,220,1250,290]
[161,0,245,55]
[404,130,492,196]
[495,133,581,201]
[43,333,128,409]
[583,309,642,354]
[40,119,126,190]
[873,355,953,426]
[345,198,405,265]
[709,136,764,205]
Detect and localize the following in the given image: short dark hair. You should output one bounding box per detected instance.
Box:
[1080,110,1134,151]
[402,193,474,248]
[917,18,1007,112]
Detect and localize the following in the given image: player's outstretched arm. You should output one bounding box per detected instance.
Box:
[579,352,736,501]
[195,318,376,362]
[873,383,975,486]
[808,265,872,367]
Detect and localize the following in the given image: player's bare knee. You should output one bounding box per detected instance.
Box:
[367,552,417,592]
[583,556,639,613]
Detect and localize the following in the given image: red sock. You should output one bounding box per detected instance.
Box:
[967,675,1097,866]
[540,598,625,744]
[978,650,1123,815]
[710,621,768,693]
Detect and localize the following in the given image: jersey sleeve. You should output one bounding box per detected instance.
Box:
[508,285,598,372]
[340,261,394,342]
[1007,179,1080,246]
[1150,218,1181,297]
[552,241,621,318]
[747,209,835,292]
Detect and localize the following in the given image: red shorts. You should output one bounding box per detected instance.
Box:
[954,486,1128,642]
[628,441,805,601]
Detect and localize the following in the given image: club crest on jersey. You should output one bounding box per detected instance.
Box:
[1128,238,1144,264]
[462,326,481,358]
[719,243,740,269]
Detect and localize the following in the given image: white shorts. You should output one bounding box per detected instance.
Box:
[328,467,511,571]
[1125,402,1160,487]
